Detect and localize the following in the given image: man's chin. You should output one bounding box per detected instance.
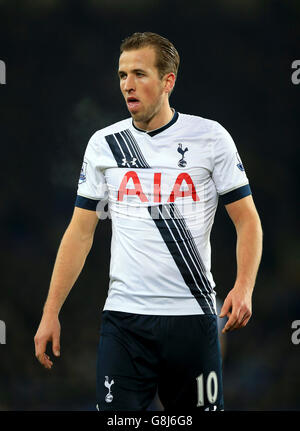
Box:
[127,106,155,126]
[129,110,144,122]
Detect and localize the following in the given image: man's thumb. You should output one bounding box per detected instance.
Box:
[53,337,60,357]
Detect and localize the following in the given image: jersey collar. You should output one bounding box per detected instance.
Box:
[132,109,179,137]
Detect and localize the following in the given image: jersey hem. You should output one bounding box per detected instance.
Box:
[102,304,217,316]
[218,181,249,196]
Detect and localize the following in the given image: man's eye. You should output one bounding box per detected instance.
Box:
[136,72,144,77]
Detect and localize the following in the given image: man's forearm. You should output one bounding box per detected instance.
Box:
[234,214,263,292]
[43,226,94,316]
[221,197,262,331]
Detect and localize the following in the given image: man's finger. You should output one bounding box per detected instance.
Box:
[238,311,249,326]
[34,337,46,359]
[236,307,251,327]
[41,354,53,370]
[222,310,240,333]
[34,336,54,369]
[240,313,251,328]
[36,352,53,369]
[224,309,251,332]
[228,310,245,330]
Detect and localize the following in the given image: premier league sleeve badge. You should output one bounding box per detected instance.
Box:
[79,161,87,184]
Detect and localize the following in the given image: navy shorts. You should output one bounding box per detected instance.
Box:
[96,310,224,411]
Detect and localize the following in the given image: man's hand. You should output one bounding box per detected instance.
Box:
[219,286,252,333]
[34,315,61,369]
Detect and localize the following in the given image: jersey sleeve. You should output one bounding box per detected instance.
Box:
[212,123,252,205]
[75,132,107,211]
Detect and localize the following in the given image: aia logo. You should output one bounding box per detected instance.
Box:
[117,171,200,203]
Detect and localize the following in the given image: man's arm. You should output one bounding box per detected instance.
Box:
[34,206,99,369]
[219,195,263,333]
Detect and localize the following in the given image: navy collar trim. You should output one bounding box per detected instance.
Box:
[132,110,179,137]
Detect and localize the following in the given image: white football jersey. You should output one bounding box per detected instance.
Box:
[76,111,251,315]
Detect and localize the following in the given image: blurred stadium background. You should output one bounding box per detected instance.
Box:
[0,0,299,410]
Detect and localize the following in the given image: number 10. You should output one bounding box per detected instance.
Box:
[196,371,218,407]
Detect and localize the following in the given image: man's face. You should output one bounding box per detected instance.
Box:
[118,46,166,125]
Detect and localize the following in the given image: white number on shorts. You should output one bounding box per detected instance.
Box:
[196,371,218,407]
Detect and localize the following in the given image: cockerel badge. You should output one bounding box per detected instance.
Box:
[177,143,188,167]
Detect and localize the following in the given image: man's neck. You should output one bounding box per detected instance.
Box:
[134,106,174,132]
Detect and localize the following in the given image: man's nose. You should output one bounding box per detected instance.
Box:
[124,75,135,92]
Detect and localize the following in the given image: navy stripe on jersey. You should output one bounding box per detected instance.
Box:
[123,129,150,168]
[105,130,150,168]
[171,204,212,285]
[220,184,251,205]
[165,203,215,314]
[148,203,215,315]
[75,195,99,211]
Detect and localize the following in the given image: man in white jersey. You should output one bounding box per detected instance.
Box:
[34,32,263,411]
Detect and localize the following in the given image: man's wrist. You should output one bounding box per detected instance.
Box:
[233,279,255,294]
[43,304,61,317]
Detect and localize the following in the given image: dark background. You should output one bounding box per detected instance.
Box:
[0,0,299,411]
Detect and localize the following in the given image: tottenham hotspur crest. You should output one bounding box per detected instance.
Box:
[177,143,188,167]
[104,376,114,403]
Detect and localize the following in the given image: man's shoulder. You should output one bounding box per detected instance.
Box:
[179,112,222,133]
[90,117,132,142]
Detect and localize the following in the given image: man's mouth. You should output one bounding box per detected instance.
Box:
[127,97,141,110]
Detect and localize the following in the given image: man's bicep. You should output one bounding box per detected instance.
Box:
[225,195,261,228]
[68,206,99,240]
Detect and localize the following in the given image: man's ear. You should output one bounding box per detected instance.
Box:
[164,73,176,94]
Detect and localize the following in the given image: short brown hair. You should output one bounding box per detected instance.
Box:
[120,32,180,80]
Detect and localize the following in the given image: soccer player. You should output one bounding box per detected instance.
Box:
[34,32,263,411]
